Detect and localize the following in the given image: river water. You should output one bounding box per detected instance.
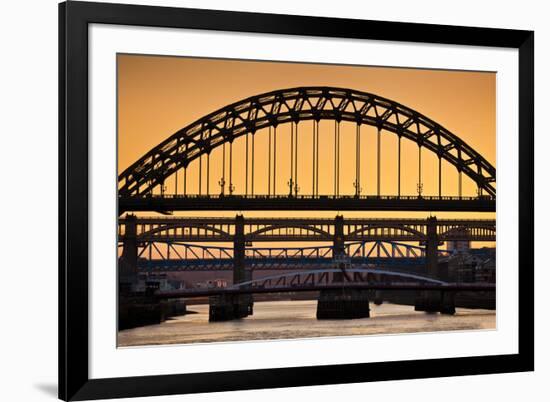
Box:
[118,300,495,347]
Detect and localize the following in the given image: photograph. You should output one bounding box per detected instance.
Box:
[0,0,540,400]
[116,55,497,347]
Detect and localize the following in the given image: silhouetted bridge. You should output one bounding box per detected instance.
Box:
[119,215,494,275]
[131,241,450,272]
[117,86,498,320]
[156,282,495,299]
[119,216,496,243]
[118,86,496,214]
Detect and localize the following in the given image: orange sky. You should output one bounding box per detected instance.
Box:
[117,54,495,226]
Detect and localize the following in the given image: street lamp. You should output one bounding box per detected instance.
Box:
[353,180,362,197]
[287,178,294,197]
[218,177,225,196]
[417,182,423,198]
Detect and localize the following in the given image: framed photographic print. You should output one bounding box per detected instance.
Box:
[59,1,534,400]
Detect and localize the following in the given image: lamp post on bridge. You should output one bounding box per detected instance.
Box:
[287,178,295,197]
[218,177,225,196]
[417,182,423,198]
[353,180,362,198]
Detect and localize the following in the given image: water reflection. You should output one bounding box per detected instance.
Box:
[118,300,495,347]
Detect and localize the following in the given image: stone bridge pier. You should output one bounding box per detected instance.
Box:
[119,214,138,291]
[331,215,346,283]
[317,216,370,319]
[209,215,253,322]
[414,217,455,315]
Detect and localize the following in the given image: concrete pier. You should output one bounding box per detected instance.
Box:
[119,297,188,330]
[209,215,254,322]
[373,290,384,305]
[414,290,456,315]
[414,217,450,314]
[209,294,253,322]
[316,289,370,319]
[119,214,139,288]
[440,291,456,315]
[414,290,442,313]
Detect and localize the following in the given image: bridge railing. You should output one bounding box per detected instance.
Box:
[119,216,496,224]
[121,193,494,201]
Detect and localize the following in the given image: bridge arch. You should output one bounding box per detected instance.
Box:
[119,86,496,198]
[347,224,426,239]
[247,224,332,240]
[232,268,447,289]
[439,224,496,240]
[138,224,231,240]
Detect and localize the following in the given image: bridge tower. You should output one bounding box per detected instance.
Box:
[233,214,246,285]
[209,214,253,321]
[317,215,370,319]
[425,216,439,278]
[119,214,138,290]
[415,216,455,314]
[332,215,346,283]
[333,215,345,256]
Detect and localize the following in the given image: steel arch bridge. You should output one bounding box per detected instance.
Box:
[118,86,496,213]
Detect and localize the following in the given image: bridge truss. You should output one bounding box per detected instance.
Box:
[122,240,452,272]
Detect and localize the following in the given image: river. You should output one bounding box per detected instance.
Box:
[118,300,495,347]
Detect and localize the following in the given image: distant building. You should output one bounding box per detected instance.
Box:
[470,248,496,283]
[196,279,228,289]
[445,226,472,253]
[446,247,495,283]
[129,272,184,293]
[447,239,471,253]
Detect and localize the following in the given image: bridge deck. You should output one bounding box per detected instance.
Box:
[119,215,496,243]
[120,215,496,224]
[156,282,496,299]
[119,195,495,213]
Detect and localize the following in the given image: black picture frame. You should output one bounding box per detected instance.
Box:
[59,1,534,400]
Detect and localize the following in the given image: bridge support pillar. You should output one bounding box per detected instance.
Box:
[373,290,384,305]
[209,215,253,322]
[317,289,370,319]
[426,216,439,278]
[415,217,443,313]
[414,291,441,313]
[209,294,252,322]
[318,215,370,318]
[332,215,346,283]
[440,291,456,315]
[233,214,247,285]
[119,214,138,291]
